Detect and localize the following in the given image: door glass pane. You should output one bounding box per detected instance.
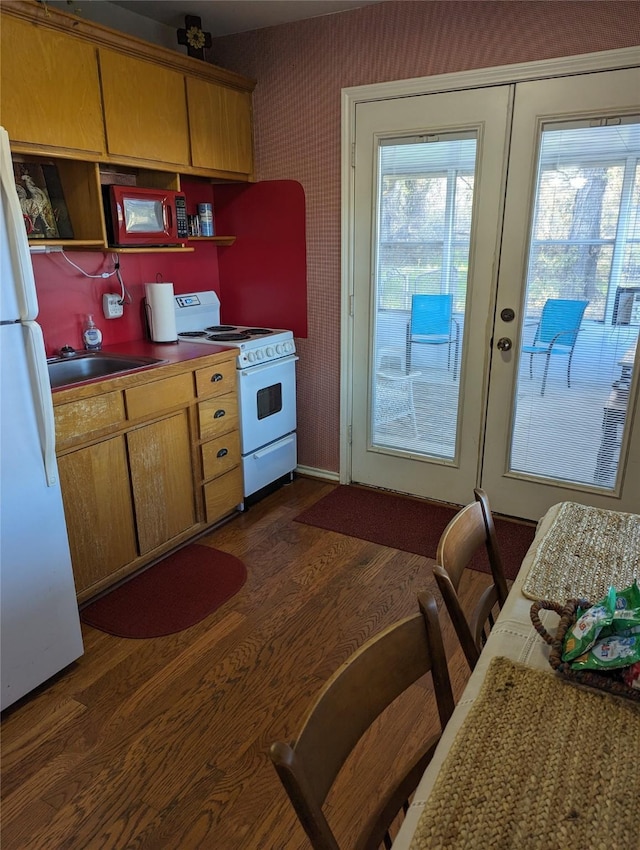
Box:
[510,119,640,488]
[372,133,477,459]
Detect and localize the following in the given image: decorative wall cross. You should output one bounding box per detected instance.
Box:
[177,15,212,60]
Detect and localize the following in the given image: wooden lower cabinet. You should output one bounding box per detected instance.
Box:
[58,436,137,596]
[54,351,242,601]
[128,411,196,555]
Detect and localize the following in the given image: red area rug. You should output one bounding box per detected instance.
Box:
[295,485,535,581]
[80,545,246,638]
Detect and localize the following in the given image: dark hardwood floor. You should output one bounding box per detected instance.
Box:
[1,476,493,849]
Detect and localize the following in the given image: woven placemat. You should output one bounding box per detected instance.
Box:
[522,501,640,603]
[409,656,640,850]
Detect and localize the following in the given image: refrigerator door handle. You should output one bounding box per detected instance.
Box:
[24,321,58,487]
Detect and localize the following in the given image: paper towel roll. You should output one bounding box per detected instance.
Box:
[145,282,177,343]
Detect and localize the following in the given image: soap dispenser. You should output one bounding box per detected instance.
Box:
[83,314,103,351]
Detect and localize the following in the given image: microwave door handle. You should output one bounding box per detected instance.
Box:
[164,203,172,233]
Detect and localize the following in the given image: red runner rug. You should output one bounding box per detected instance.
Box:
[294,485,535,581]
[81,544,246,638]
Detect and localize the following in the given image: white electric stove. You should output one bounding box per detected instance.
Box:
[174,291,298,501]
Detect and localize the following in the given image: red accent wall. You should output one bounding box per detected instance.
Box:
[33,243,221,357]
[34,178,306,356]
[216,180,307,337]
[210,0,640,475]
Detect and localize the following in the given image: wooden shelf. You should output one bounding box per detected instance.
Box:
[188,236,236,246]
[109,246,195,254]
[29,240,106,250]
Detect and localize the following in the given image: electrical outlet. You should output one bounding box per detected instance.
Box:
[103,293,124,319]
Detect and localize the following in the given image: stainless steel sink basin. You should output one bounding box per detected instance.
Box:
[48,352,166,388]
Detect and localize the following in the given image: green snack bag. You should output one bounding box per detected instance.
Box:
[570,633,640,671]
[609,580,640,636]
[562,586,616,662]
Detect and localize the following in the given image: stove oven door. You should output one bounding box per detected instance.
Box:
[237,354,298,454]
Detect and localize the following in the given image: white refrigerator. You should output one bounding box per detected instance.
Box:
[0,126,83,711]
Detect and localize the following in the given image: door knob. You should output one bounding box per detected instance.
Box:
[496,337,512,351]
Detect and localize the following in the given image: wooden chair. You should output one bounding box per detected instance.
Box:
[433,488,509,670]
[269,591,455,850]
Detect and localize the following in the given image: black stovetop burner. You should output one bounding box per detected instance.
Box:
[204,325,274,336]
[178,326,276,342]
[207,332,252,341]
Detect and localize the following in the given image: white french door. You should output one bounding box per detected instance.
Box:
[350,86,512,507]
[482,69,640,518]
[348,65,640,519]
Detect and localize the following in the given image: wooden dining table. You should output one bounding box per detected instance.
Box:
[392,500,640,850]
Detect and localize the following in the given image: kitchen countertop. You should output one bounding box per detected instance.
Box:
[50,339,237,401]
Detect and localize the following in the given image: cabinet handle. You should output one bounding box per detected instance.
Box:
[210,373,223,382]
[217,448,228,458]
[213,409,226,419]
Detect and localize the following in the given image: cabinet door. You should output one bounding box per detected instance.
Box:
[58,437,137,595]
[128,411,196,554]
[0,14,105,155]
[187,77,253,176]
[99,49,190,167]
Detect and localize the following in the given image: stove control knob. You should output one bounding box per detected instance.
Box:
[266,346,275,358]
[285,342,293,354]
[256,349,264,360]
[247,351,255,363]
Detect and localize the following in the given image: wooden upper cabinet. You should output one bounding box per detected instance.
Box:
[1,1,255,179]
[99,49,190,168]
[187,78,254,178]
[0,14,105,156]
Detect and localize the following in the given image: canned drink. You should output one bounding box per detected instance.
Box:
[197,203,214,236]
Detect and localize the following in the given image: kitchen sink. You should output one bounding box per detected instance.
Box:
[47,352,166,389]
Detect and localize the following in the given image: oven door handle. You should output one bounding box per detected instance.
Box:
[239,354,299,376]
[250,433,296,459]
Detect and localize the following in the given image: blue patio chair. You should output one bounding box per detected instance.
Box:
[522,298,589,396]
[405,294,460,379]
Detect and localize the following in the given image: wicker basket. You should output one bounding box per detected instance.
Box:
[530,598,640,702]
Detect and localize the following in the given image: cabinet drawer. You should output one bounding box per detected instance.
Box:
[195,359,237,399]
[204,466,243,523]
[198,394,239,440]
[55,391,125,448]
[125,373,193,420]
[202,431,240,481]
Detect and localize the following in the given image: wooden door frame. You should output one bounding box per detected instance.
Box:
[340,46,640,484]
